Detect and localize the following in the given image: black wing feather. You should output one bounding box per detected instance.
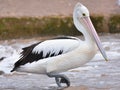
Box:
[11,42,41,72]
[11,42,64,72]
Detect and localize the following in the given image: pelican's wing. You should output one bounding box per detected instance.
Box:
[11,36,80,71]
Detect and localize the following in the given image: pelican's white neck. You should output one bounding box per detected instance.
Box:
[73,14,94,44]
[73,3,108,61]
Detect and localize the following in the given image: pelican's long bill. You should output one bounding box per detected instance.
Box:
[81,17,108,61]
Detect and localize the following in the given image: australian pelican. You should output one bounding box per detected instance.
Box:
[11,3,108,88]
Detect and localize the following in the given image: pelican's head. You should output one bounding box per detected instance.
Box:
[73,3,89,18]
[73,3,108,61]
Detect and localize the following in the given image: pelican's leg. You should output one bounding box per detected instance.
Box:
[47,73,70,87]
[55,77,61,87]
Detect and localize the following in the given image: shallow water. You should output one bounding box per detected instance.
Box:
[0,34,120,90]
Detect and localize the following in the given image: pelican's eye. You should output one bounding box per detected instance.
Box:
[82,13,86,16]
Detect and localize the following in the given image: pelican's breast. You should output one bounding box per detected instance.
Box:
[47,42,97,73]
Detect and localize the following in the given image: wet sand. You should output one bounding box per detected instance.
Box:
[0,57,120,90]
[0,34,120,90]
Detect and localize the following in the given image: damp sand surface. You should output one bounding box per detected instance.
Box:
[0,34,120,90]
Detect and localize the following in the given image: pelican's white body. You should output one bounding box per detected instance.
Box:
[17,39,97,74]
[14,3,107,76]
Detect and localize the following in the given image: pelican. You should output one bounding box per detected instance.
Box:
[11,3,108,88]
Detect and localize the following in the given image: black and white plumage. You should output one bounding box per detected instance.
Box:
[11,3,108,88]
[11,36,79,72]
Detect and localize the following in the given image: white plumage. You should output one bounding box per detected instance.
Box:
[11,3,108,88]
[32,38,80,57]
[16,38,97,74]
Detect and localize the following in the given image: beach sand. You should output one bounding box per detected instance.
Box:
[0,34,120,90]
[0,0,119,17]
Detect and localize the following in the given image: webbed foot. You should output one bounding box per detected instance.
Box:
[47,73,70,88]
